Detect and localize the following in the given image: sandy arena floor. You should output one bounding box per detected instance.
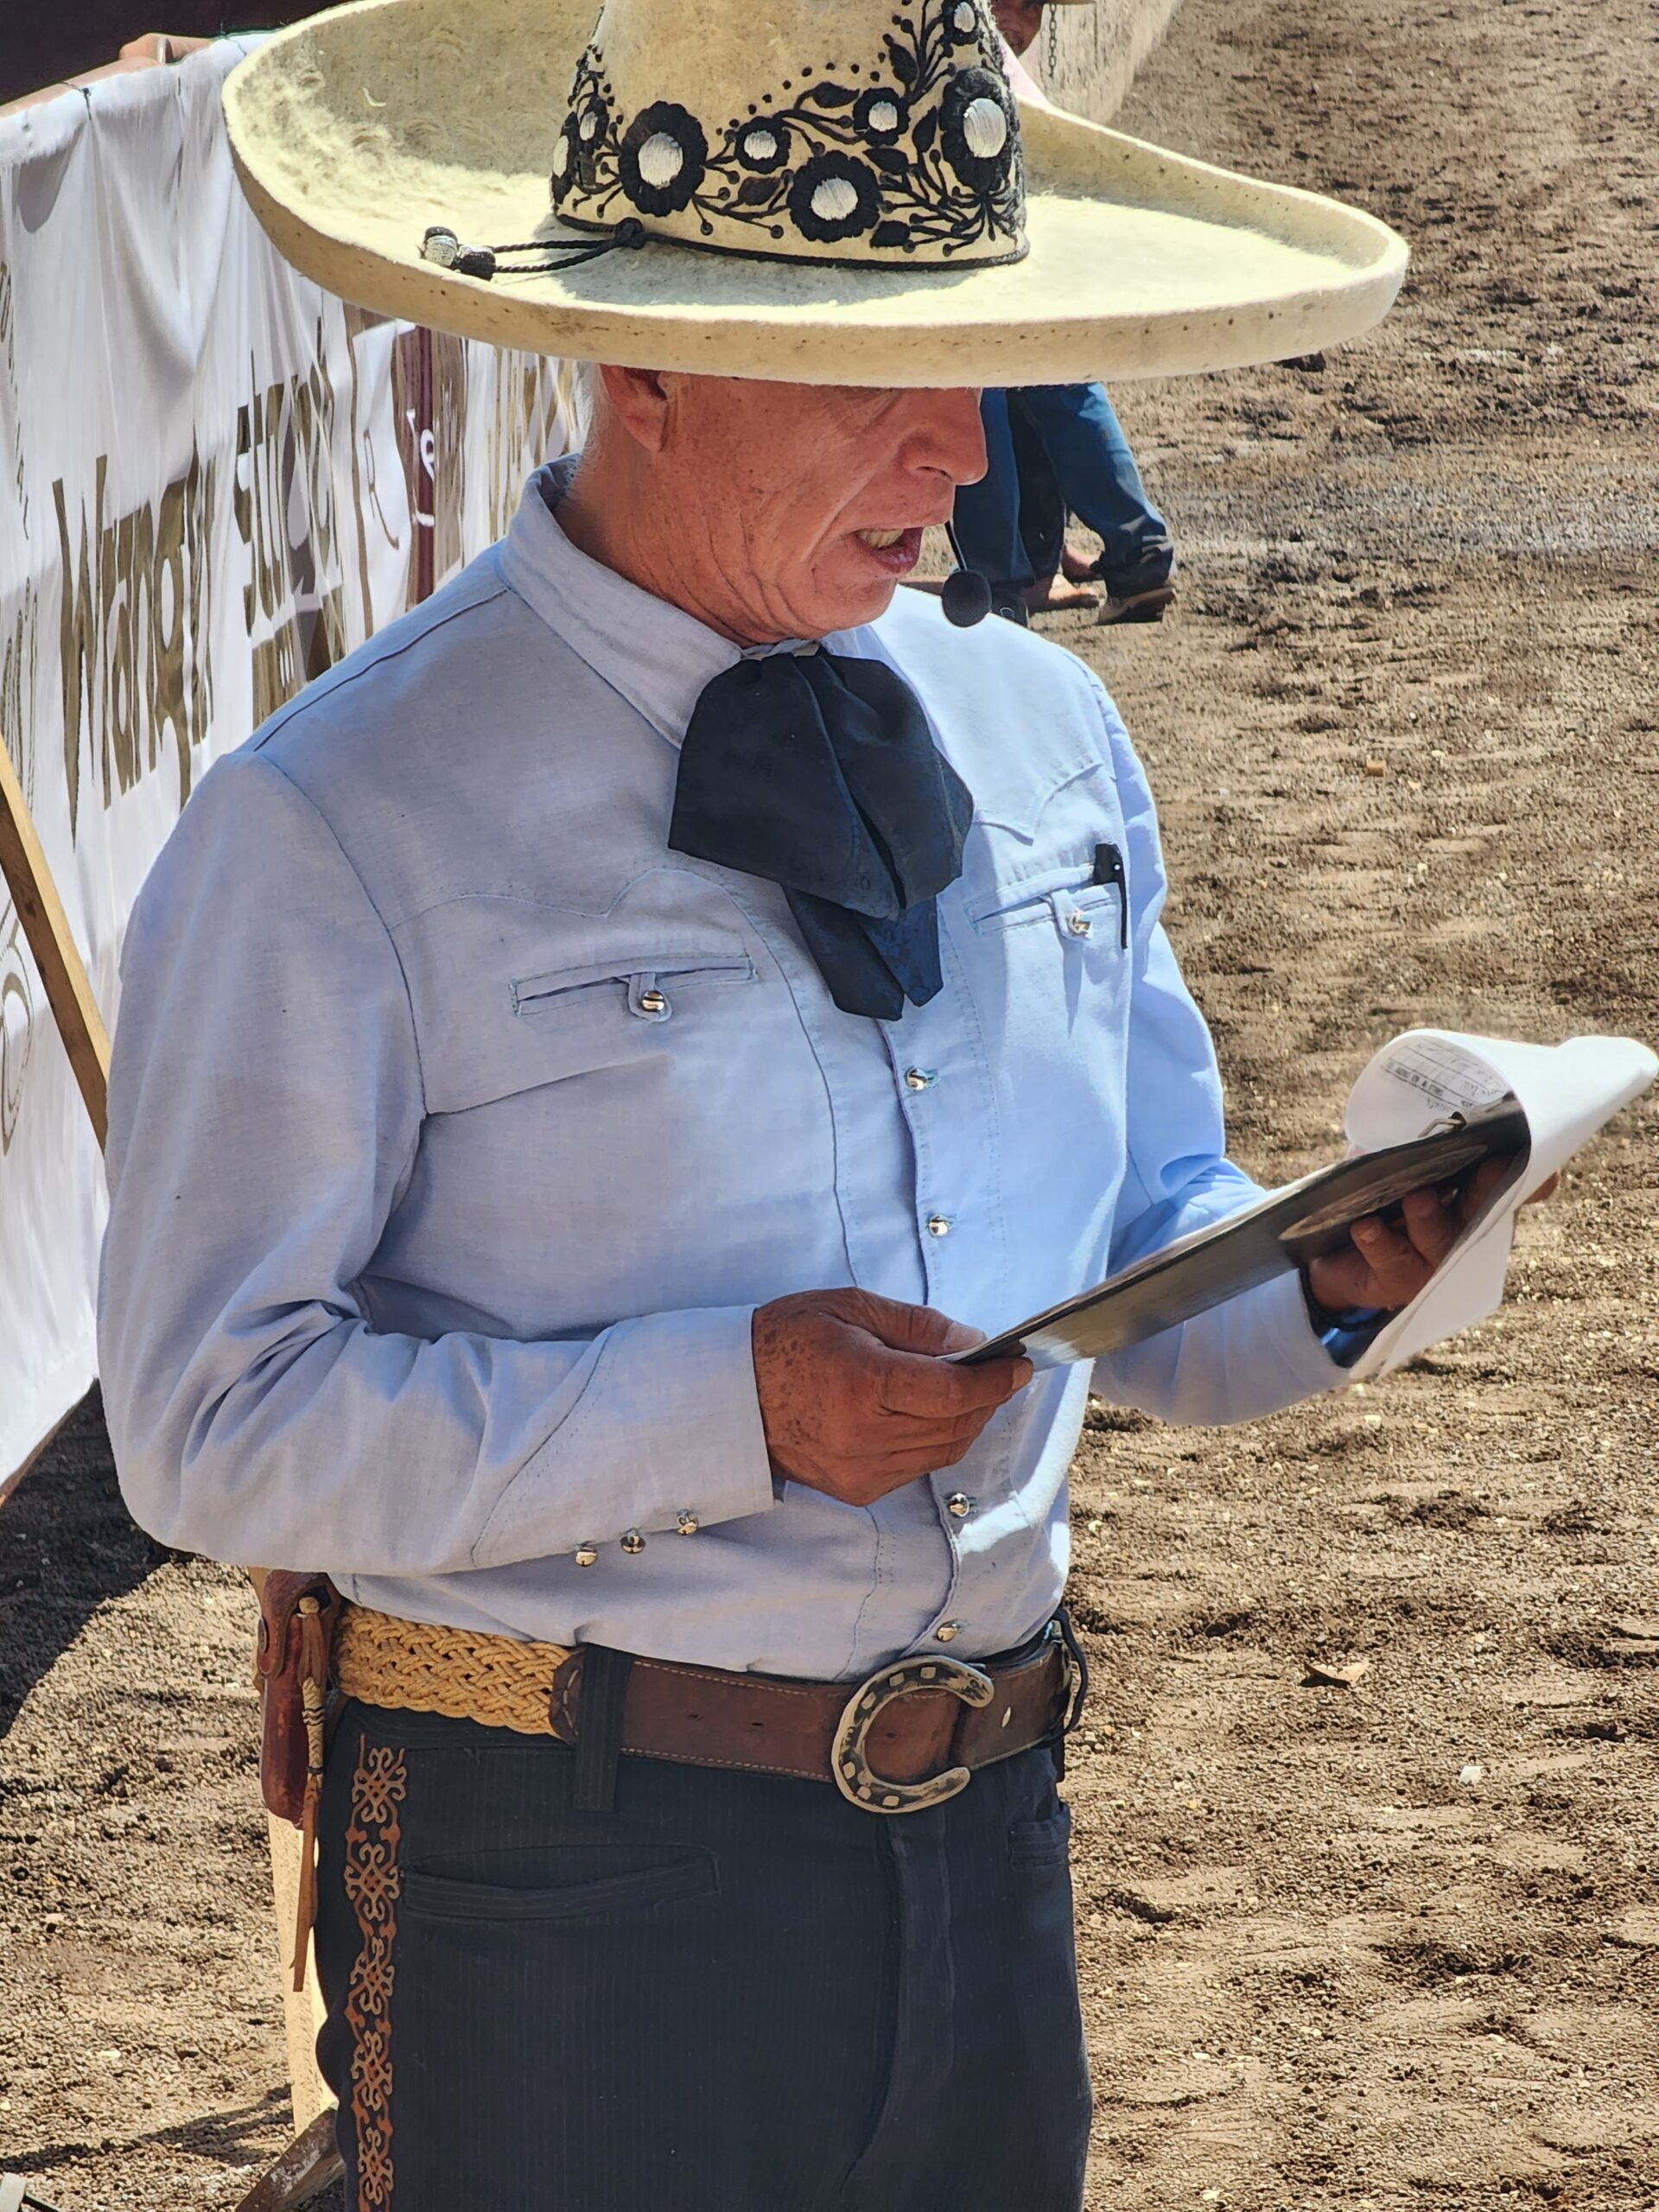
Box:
[3,0,1656,2203]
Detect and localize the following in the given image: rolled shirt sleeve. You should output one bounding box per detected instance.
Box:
[98,752,775,1578]
[1088,690,1341,1425]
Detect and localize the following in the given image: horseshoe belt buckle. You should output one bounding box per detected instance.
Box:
[831,1654,995,1814]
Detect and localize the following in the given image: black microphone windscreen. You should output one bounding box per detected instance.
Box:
[940,568,993,629]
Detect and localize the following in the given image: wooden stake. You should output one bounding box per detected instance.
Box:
[0,730,110,1147]
[231,2107,345,2212]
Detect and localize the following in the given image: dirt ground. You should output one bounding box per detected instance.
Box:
[3,0,1656,2203]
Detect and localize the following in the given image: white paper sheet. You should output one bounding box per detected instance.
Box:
[1340,1030,1657,1380]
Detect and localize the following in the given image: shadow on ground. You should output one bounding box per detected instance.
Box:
[0,1389,168,1745]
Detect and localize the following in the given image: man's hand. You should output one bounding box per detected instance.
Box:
[752,1289,1033,1507]
[1306,1156,1555,1314]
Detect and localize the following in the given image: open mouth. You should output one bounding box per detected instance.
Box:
[853,524,925,572]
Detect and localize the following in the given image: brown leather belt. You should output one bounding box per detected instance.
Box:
[334,1603,1077,1815]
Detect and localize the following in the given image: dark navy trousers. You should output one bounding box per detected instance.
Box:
[315,1700,1091,2209]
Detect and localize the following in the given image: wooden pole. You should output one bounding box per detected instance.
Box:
[0,729,110,1145]
[0,730,337,2194]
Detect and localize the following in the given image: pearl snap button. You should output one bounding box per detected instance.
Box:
[926,1214,952,1237]
[934,1621,963,1643]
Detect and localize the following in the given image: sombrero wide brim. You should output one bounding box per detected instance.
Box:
[224,0,1407,386]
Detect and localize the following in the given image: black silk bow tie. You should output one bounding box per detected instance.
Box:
[668,649,976,1022]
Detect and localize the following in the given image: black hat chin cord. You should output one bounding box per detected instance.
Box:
[420,215,646,283]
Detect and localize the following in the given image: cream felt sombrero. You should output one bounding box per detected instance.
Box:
[224,0,1407,385]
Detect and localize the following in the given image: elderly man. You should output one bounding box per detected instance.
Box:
[100,1,1420,2204]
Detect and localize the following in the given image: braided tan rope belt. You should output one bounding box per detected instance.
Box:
[335,1604,574,1736]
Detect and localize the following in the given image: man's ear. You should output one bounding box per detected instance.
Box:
[595,364,673,454]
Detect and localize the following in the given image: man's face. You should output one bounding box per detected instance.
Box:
[990,0,1045,56]
[649,377,988,641]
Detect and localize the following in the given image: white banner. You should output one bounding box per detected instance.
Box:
[0,43,586,1480]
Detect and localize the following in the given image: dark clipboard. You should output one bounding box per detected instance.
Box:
[950,1097,1530,1370]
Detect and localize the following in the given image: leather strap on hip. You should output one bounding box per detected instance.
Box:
[333,1604,1073,1788]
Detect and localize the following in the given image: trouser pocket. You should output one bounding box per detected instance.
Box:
[400,1842,718,1921]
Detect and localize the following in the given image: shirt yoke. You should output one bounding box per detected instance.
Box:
[235,549,680,933]
[871,586,1127,832]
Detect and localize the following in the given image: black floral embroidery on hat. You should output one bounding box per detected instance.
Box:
[734,118,791,171]
[551,95,609,198]
[854,86,909,142]
[618,101,708,216]
[789,152,883,243]
[553,0,1023,264]
[574,92,611,176]
[550,111,582,199]
[939,66,1016,194]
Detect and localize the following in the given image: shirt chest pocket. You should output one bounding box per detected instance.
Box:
[397,896,764,1117]
[956,836,1135,1070]
[512,952,756,1026]
[438,950,757,1113]
[968,844,1130,956]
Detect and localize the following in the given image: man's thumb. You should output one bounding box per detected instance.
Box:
[861,1299,984,1358]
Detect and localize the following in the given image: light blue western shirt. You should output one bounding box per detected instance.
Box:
[99,461,1338,1681]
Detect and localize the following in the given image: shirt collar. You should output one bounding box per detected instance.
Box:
[499,456,836,746]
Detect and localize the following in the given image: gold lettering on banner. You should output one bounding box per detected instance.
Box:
[2,600,35,814]
[1,596,40,1154]
[53,449,218,838]
[0,910,33,1157]
[48,318,360,842]
[235,327,351,722]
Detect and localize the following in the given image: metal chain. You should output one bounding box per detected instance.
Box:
[1046,2,1059,82]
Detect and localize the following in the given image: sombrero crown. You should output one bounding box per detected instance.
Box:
[550,0,1026,268]
[223,0,1408,385]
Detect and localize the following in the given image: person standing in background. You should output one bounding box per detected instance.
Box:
[954,0,1179,626]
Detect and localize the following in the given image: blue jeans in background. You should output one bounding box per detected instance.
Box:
[953,385,1174,599]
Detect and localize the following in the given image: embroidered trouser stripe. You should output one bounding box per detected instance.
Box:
[340,1742,406,2209]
